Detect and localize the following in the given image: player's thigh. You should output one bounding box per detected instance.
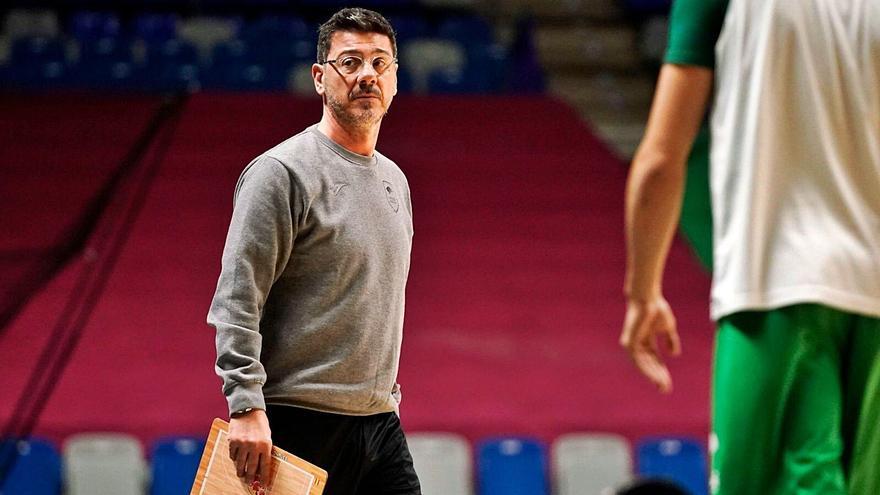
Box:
[358,413,421,495]
[712,306,847,494]
[846,315,880,495]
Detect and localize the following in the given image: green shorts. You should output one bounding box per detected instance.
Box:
[712,304,880,494]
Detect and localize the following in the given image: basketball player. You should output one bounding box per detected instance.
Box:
[621,0,880,493]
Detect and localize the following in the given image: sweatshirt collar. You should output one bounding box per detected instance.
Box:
[309,125,378,168]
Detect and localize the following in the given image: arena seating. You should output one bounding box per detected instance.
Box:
[0,92,713,493]
[637,437,709,495]
[408,432,473,494]
[149,437,205,495]
[553,433,633,494]
[478,437,549,495]
[0,9,532,93]
[0,438,61,494]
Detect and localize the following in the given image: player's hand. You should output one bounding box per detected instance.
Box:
[228,408,272,485]
[620,295,681,393]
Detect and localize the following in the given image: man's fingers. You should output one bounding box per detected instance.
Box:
[634,351,672,394]
[236,450,249,478]
[664,327,682,356]
[244,452,259,484]
[259,449,272,483]
[620,308,651,350]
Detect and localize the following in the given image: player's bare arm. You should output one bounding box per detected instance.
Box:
[621,64,713,393]
[228,408,272,485]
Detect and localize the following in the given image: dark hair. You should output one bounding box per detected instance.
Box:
[317,8,397,63]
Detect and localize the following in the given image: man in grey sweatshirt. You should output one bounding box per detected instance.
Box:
[207,8,419,494]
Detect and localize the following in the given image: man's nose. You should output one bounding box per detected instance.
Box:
[357,63,379,82]
[357,76,378,93]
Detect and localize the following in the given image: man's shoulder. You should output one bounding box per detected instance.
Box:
[375,150,407,180]
[234,129,319,192]
[262,127,321,169]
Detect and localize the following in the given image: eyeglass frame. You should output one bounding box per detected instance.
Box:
[322,53,399,78]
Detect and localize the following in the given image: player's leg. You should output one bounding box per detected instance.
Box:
[843,314,880,495]
[266,405,366,494]
[356,412,421,495]
[712,305,847,495]
[774,305,850,494]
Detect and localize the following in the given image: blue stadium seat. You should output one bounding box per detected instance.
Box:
[298,0,416,6]
[241,15,311,46]
[505,17,545,93]
[438,16,494,44]
[204,60,286,91]
[144,39,200,66]
[74,60,141,90]
[69,12,121,41]
[465,42,508,91]
[10,37,67,68]
[78,37,133,67]
[149,437,204,495]
[134,14,179,43]
[352,0,417,6]
[211,38,307,85]
[428,68,477,94]
[0,438,62,495]
[211,39,250,66]
[478,437,549,495]
[395,66,413,94]
[5,60,72,89]
[637,437,708,495]
[387,16,431,43]
[251,39,313,68]
[139,62,200,92]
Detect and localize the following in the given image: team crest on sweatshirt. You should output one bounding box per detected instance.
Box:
[382,180,399,212]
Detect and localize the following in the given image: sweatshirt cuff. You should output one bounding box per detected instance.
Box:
[226,382,266,415]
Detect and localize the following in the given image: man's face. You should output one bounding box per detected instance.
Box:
[314,31,398,131]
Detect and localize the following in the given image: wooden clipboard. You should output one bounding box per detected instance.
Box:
[190,418,327,495]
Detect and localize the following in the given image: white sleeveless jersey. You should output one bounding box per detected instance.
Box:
[710,0,880,319]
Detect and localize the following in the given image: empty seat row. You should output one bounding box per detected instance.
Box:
[0,35,509,93]
[0,434,202,495]
[3,10,496,46]
[0,9,541,94]
[413,433,707,495]
[1,433,707,495]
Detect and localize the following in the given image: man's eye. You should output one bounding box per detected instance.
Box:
[341,58,360,68]
[373,58,388,70]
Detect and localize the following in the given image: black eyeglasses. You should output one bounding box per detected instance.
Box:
[324,54,398,76]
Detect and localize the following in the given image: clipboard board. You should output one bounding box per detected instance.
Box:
[190,418,328,495]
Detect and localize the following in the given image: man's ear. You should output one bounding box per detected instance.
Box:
[312,63,325,96]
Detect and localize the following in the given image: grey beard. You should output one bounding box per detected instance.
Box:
[327,93,383,131]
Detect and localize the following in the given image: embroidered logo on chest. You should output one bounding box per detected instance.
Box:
[331,183,348,195]
[382,180,399,212]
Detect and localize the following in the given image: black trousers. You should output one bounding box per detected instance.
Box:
[266,405,421,495]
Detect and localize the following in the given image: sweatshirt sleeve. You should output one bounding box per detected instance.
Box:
[207,155,297,414]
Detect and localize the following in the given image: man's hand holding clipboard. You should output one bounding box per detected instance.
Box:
[190,418,327,495]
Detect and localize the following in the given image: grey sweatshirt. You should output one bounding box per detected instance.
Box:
[207,125,413,416]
